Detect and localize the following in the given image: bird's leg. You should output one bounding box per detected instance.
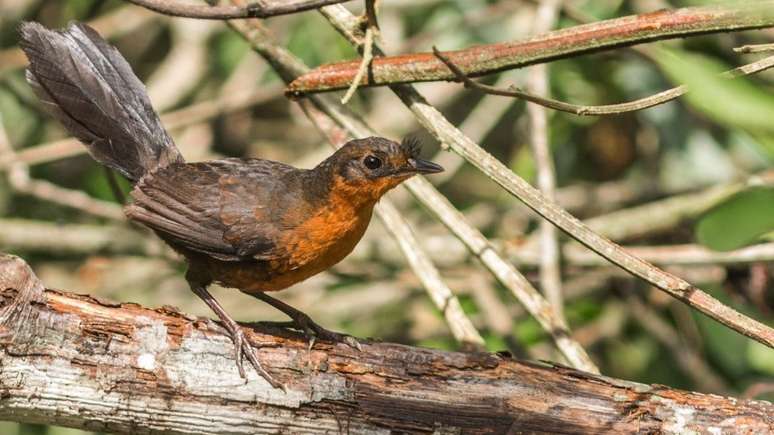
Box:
[250,292,362,351]
[186,278,282,389]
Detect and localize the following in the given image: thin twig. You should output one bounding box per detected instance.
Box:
[123,0,353,19]
[0,218,170,258]
[319,4,774,349]
[0,5,156,75]
[225,14,597,372]
[0,117,125,221]
[734,42,774,53]
[545,243,774,267]
[287,2,774,94]
[376,198,485,348]
[340,0,380,104]
[580,171,774,241]
[432,47,774,116]
[743,383,774,400]
[525,0,564,322]
[340,25,375,104]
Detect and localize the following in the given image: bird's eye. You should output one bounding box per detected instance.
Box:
[363,155,382,170]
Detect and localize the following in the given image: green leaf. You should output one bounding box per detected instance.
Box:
[693,302,750,376]
[747,341,774,375]
[483,333,508,353]
[654,47,774,134]
[695,187,774,251]
[212,31,249,79]
[510,145,535,182]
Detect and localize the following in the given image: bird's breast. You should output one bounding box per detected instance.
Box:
[284,197,374,272]
[229,196,374,293]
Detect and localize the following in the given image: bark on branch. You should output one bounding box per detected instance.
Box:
[287,2,774,94]
[0,256,772,434]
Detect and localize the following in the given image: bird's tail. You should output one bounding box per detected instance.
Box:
[19,22,183,182]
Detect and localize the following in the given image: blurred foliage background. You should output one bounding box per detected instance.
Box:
[1,0,773,433]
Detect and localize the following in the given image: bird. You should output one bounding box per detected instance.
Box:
[19,21,443,388]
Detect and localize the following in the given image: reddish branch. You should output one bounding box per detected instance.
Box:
[287,2,774,94]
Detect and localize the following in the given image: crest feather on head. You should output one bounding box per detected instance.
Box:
[400,136,422,159]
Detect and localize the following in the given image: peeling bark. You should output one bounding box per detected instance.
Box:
[0,258,771,434]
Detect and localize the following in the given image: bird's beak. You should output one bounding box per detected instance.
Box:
[409,158,444,174]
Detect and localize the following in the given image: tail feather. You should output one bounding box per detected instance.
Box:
[19,21,183,182]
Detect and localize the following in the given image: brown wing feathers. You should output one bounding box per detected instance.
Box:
[126,164,241,261]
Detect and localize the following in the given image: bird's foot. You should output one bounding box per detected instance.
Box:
[260,314,362,352]
[222,321,284,390]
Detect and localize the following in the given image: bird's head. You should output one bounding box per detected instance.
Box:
[319,136,444,203]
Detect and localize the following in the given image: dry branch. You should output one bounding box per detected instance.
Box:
[735,42,774,53]
[124,0,353,19]
[432,47,774,116]
[0,256,772,434]
[0,116,125,221]
[581,171,774,242]
[287,2,774,94]
[524,0,564,322]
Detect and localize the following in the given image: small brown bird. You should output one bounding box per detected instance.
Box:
[20,22,443,388]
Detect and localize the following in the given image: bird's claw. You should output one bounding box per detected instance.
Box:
[258,315,361,351]
[343,335,363,351]
[224,323,283,390]
[295,314,361,352]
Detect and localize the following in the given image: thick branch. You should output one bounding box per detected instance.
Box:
[124,0,353,19]
[287,2,774,94]
[0,259,771,434]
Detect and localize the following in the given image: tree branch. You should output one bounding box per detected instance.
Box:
[734,42,774,53]
[524,0,564,323]
[581,171,774,242]
[1,256,771,434]
[287,2,774,94]
[123,0,353,19]
[431,46,774,116]
[0,115,125,221]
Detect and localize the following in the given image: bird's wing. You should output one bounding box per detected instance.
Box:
[126,159,296,262]
[217,159,301,259]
